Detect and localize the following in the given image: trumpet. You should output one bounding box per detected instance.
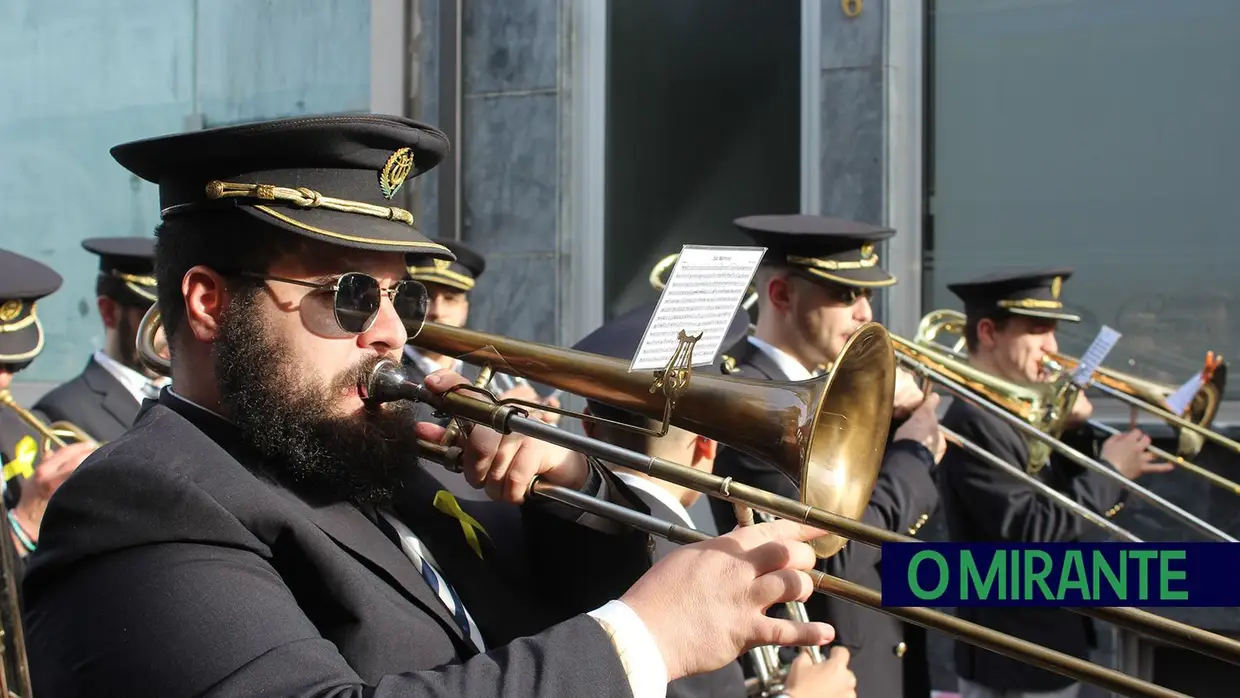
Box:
[135,304,1240,697]
[917,308,1234,459]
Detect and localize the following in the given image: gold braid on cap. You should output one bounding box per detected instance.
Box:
[203,181,415,226]
[786,248,879,271]
[998,298,1064,310]
[407,260,476,291]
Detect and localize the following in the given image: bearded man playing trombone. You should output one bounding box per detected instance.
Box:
[938,268,1172,698]
[21,115,837,698]
[710,214,945,698]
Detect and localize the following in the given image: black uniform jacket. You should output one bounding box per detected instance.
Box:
[709,338,939,698]
[33,355,143,443]
[622,476,747,698]
[938,395,1127,692]
[22,390,657,698]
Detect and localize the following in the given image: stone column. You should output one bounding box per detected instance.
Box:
[412,0,588,347]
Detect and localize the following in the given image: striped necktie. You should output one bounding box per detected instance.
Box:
[376,510,486,651]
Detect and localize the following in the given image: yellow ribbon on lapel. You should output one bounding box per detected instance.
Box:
[433,490,490,559]
[3,436,37,481]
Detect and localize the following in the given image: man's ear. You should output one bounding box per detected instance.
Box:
[182,266,230,344]
[694,436,716,462]
[976,317,998,350]
[96,296,120,331]
[765,275,794,313]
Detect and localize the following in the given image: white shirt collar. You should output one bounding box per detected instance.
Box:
[745,336,817,381]
[93,349,168,404]
[613,471,695,529]
[404,346,463,378]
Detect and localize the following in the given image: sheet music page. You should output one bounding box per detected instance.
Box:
[631,244,766,372]
[1164,371,1204,416]
[1070,326,1123,387]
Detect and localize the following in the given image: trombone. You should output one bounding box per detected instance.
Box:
[136,305,1240,698]
[911,309,1240,497]
[919,308,1235,460]
[891,336,1235,542]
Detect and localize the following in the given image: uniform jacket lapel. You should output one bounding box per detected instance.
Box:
[393,465,549,646]
[82,357,140,432]
[298,494,480,657]
[734,338,787,381]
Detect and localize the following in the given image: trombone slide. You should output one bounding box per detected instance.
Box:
[891,348,1237,543]
[369,360,1240,672]
[473,474,1189,698]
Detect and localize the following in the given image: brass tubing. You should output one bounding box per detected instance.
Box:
[513,477,1187,698]
[370,360,1240,669]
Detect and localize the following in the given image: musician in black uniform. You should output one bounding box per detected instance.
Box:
[0,249,96,577]
[22,114,837,698]
[573,299,859,698]
[34,237,165,442]
[403,239,561,500]
[710,214,945,698]
[938,268,1171,698]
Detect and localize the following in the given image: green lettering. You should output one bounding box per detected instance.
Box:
[908,551,949,600]
[961,550,1005,600]
[1058,550,1090,601]
[1130,550,1157,600]
[1092,550,1126,599]
[1024,550,1054,600]
[1159,550,1188,601]
[1010,547,1019,601]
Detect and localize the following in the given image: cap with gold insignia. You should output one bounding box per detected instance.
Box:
[947,267,1081,323]
[109,114,454,260]
[82,236,157,307]
[406,239,486,292]
[0,249,63,365]
[733,214,896,288]
[572,301,750,422]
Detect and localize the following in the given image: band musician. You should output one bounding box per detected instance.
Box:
[938,268,1172,698]
[35,237,167,442]
[710,214,945,698]
[22,114,836,697]
[573,299,860,698]
[0,250,95,577]
[403,238,561,427]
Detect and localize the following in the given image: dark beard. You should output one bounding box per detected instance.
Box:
[214,290,423,506]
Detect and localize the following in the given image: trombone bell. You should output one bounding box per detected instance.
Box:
[407,320,896,558]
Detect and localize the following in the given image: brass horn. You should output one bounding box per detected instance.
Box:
[0,391,98,457]
[911,309,1240,496]
[891,333,1236,542]
[917,308,1234,460]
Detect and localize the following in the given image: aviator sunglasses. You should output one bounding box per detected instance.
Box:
[231,271,430,335]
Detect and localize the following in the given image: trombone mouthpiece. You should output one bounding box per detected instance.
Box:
[364,359,413,404]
